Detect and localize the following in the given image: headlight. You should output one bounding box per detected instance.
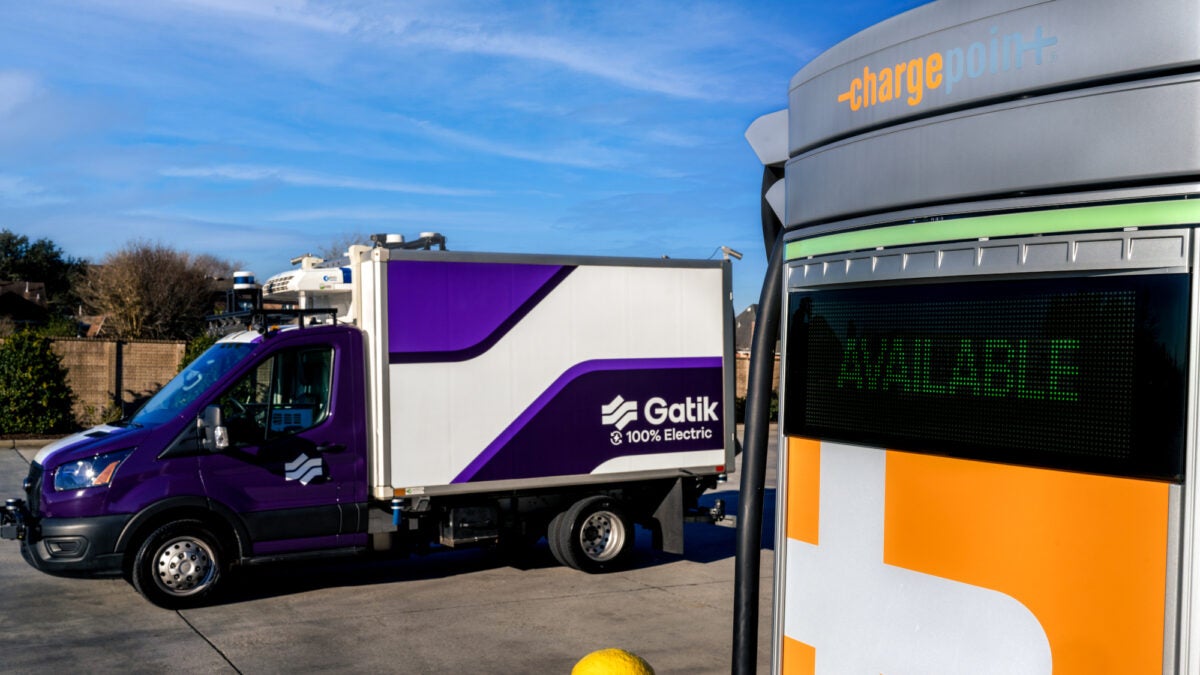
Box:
[54,450,133,492]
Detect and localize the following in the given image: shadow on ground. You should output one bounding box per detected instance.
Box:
[216,488,776,605]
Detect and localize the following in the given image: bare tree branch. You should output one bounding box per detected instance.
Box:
[78,242,234,340]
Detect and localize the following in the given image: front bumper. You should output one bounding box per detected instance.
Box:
[2,500,129,577]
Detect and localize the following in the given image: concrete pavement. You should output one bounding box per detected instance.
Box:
[0,428,778,673]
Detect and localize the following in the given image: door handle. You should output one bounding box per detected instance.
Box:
[314,443,345,454]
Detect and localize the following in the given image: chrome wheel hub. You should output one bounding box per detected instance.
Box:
[579,510,624,562]
[154,537,215,595]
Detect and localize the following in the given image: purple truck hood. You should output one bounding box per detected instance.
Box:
[33,424,150,467]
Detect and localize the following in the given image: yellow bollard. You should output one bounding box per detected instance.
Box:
[571,648,656,675]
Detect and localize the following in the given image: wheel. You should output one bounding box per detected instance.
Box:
[552,496,634,573]
[130,520,225,609]
[546,510,568,566]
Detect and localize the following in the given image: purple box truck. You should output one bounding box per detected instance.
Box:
[1,235,734,608]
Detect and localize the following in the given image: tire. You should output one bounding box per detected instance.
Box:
[546,510,568,566]
[130,520,225,609]
[552,496,634,573]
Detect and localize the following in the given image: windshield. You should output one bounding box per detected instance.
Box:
[128,341,256,428]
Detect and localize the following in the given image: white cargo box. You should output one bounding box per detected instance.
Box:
[349,250,735,500]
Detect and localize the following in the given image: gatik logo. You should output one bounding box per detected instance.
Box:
[285,453,324,485]
[601,395,719,429]
[601,395,638,430]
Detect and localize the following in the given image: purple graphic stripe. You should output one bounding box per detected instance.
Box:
[453,357,722,483]
[387,261,573,362]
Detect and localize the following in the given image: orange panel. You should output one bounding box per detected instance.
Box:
[884,450,1170,674]
[787,437,821,545]
[781,636,815,675]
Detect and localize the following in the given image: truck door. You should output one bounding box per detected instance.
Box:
[198,332,364,555]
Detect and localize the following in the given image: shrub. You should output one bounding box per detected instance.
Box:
[0,331,76,435]
[179,333,218,373]
[37,316,82,338]
[79,399,124,428]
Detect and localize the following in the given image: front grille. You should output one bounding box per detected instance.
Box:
[25,463,43,516]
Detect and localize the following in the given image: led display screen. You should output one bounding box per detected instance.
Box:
[785,274,1189,480]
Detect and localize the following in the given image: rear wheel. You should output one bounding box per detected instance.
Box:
[546,510,568,566]
[130,520,226,609]
[552,496,634,573]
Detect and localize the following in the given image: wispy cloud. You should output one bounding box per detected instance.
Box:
[109,0,358,34]
[0,70,41,117]
[0,173,64,206]
[267,205,497,223]
[160,164,492,197]
[94,1,734,101]
[0,0,915,311]
[401,116,636,170]
[392,23,712,100]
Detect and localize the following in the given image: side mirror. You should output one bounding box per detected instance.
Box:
[199,404,229,452]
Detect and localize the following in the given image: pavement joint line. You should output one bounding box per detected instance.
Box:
[7,447,30,466]
[178,610,243,674]
[626,576,734,601]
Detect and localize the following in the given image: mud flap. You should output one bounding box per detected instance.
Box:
[650,478,684,555]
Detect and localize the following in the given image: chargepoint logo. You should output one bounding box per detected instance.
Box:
[601,394,719,446]
[835,25,1058,113]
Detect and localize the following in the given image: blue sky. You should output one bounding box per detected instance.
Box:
[0,0,926,311]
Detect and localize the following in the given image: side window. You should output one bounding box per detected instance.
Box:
[220,346,334,445]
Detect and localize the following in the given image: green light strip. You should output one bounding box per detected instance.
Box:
[785,199,1200,261]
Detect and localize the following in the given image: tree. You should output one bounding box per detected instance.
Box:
[0,229,86,315]
[179,333,218,372]
[77,242,233,340]
[0,331,76,434]
[318,232,370,261]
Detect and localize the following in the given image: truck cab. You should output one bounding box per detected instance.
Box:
[4,321,368,607]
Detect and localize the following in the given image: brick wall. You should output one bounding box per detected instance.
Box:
[50,338,186,425]
[121,341,188,410]
[47,339,766,426]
